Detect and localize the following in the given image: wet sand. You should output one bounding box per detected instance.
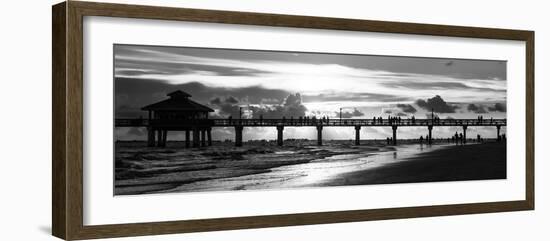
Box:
[321,142,506,186]
[114,141,506,195]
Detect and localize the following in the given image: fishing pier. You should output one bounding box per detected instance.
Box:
[116,90,506,147]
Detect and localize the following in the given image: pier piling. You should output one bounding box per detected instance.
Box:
[193,128,200,147]
[235,126,243,147]
[185,130,190,148]
[317,125,323,146]
[277,126,284,146]
[355,126,361,145]
[207,128,212,146]
[147,127,155,147]
[463,125,468,143]
[496,125,501,142]
[428,125,433,145]
[156,130,163,147]
[201,129,206,147]
[392,125,398,146]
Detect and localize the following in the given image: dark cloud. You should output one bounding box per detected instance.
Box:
[114,77,290,118]
[250,93,308,118]
[209,96,243,118]
[209,97,222,105]
[225,96,239,104]
[383,108,410,117]
[488,103,506,112]
[302,92,413,103]
[415,95,458,113]
[396,104,417,113]
[337,108,365,118]
[382,81,505,93]
[467,104,488,113]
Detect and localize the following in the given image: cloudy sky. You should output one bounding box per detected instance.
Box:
[114,44,507,141]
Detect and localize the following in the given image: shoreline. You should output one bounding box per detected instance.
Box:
[319,142,506,186]
[114,141,506,195]
[115,142,384,195]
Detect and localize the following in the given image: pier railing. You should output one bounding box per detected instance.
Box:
[115,118,506,127]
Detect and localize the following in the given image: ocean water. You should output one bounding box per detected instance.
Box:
[115,140,449,195]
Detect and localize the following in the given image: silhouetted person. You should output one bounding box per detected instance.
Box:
[477,134,481,143]
[419,135,424,144]
[386,137,391,145]
[459,133,464,144]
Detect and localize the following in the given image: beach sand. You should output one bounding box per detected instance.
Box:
[114,141,506,195]
[320,142,506,186]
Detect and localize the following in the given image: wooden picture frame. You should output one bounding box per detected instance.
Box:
[52,1,534,240]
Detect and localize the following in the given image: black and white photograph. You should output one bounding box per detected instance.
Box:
[114,44,507,195]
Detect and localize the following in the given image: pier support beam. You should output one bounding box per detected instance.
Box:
[156,130,163,147]
[147,127,155,147]
[192,128,200,147]
[463,125,468,143]
[207,128,212,146]
[354,126,361,145]
[235,126,243,147]
[392,125,397,146]
[496,125,501,142]
[428,125,433,145]
[185,130,190,148]
[317,125,323,146]
[201,129,206,147]
[161,130,167,147]
[277,126,284,146]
